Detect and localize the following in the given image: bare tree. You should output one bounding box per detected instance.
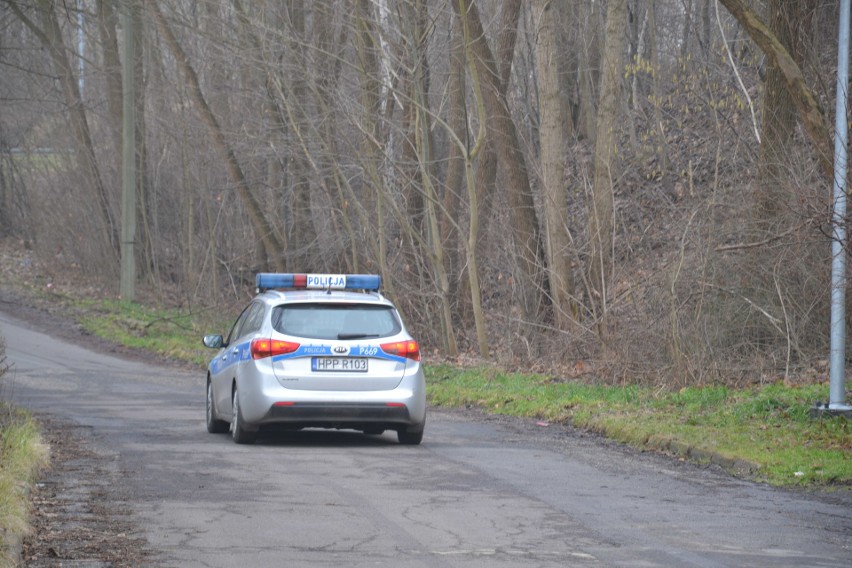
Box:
[534,0,576,329]
[281,0,318,266]
[755,0,813,227]
[6,0,118,260]
[1,0,844,379]
[719,0,832,183]
[440,16,466,315]
[455,0,491,356]
[148,0,285,271]
[589,0,628,335]
[452,0,547,323]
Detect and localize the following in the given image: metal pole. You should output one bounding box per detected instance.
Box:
[829,0,852,411]
[120,1,137,301]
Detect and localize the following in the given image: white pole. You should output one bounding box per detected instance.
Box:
[829,0,852,411]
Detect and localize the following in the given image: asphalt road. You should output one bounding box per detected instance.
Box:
[2,309,851,568]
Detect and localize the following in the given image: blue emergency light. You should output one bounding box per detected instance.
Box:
[256,273,382,292]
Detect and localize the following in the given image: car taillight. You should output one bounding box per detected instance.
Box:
[380,340,420,361]
[251,338,300,360]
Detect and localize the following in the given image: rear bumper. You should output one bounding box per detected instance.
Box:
[263,401,415,429]
[237,366,427,430]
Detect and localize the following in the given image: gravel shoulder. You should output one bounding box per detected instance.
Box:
[20,416,159,567]
[1,289,174,567]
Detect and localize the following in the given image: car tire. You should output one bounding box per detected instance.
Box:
[206,381,229,434]
[231,387,258,445]
[397,427,423,445]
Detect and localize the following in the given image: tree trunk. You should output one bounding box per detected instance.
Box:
[97,0,123,154]
[534,0,576,328]
[398,9,426,283]
[495,0,521,88]
[148,0,285,271]
[647,0,668,174]
[311,0,354,272]
[406,0,458,356]
[755,0,810,227]
[100,0,152,283]
[441,17,466,314]
[128,6,153,285]
[12,0,119,259]
[457,0,520,327]
[452,0,547,322]
[283,0,318,266]
[354,0,390,286]
[701,0,712,59]
[589,0,628,333]
[680,0,694,61]
[457,0,491,357]
[577,0,601,142]
[718,0,832,183]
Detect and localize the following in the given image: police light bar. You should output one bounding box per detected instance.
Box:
[256,273,382,291]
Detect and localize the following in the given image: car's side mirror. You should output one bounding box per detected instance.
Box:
[202,334,224,349]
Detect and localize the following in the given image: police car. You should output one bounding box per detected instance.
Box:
[202,273,426,445]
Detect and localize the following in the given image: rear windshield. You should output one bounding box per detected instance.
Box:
[271,303,401,340]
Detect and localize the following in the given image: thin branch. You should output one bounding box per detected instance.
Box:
[715,222,809,252]
[715,0,760,144]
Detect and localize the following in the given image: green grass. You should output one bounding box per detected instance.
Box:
[426,365,851,486]
[0,404,49,567]
[76,298,221,367]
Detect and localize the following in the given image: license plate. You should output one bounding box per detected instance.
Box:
[311,357,368,372]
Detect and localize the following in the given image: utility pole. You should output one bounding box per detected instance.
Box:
[120,0,137,301]
[818,0,852,417]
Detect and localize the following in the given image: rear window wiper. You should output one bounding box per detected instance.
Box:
[338,333,380,340]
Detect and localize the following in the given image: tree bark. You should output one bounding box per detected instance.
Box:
[458,0,520,327]
[589,0,628,331]
[441,18,466,312]
[354,0,390,285]
[647,0,667,174]
[148,0,285,271]
[718,0,832,183]
[9,0,118,258]
[452,0,547,322]
[755,0,811,227]
[457,0,491,357]
[534,0,576,328]
[406,0,458,356]
[577,0,601,142]
[283,0,318,265]
[97,0,123,154]
[397,2,426,283]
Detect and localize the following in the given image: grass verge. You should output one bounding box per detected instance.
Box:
[426,365,851,486]
[0,403,49,568]
[76,298,216,367]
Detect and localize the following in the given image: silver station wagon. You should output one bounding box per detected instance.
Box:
[203,273,426,445]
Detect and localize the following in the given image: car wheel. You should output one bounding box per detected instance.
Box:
[231,387,257,445]
[206,381,229,434]
[397,427,423,445]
